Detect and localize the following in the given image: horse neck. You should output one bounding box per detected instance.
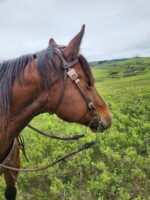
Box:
[0,59,49,143]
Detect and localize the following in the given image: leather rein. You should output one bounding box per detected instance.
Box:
[0,47,102,172]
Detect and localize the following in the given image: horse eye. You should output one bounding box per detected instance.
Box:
[86,82,93,90]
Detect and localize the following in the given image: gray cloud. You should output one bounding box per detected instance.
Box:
[0,0,150,61]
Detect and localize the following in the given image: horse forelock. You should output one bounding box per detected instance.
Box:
[79,55,94,87]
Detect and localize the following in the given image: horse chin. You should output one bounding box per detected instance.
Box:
[89,126,98,133]
[89,121,105,133]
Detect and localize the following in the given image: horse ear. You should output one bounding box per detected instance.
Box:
[66,25,85,61]
[49,38,58,47]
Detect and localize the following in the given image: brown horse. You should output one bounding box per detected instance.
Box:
[0,25,112,200]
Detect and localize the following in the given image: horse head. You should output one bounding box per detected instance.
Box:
[45,25,112,132]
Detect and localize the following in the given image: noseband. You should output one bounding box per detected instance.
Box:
[52,47,103,131]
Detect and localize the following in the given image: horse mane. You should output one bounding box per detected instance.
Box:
[0,54,32,126]
[0,47,57,127]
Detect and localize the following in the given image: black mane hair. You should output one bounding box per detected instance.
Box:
[0,54,33,126]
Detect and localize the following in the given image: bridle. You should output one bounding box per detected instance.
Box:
[51,47,103,131]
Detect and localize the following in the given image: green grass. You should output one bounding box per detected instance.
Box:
[0,57,150,200]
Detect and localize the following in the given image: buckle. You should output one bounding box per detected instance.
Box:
[67,69,80,83]
[88,102,95,110]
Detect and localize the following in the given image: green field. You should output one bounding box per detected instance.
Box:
[0,57,150,200]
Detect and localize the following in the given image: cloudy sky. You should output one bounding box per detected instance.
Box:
[0,0,150,61]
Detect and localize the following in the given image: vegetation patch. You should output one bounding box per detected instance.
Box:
[0,57,150,200]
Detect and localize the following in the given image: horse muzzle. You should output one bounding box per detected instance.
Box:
[89,114,112,133]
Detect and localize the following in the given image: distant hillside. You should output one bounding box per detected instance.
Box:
[90,57,150,67]
[92,57,150,87]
